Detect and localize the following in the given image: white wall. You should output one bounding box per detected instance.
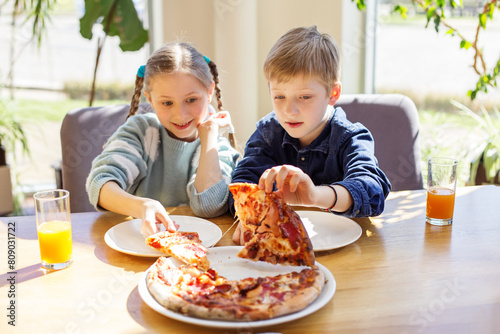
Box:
[148,0,368,147]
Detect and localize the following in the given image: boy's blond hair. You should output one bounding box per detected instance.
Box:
[263,26,341,93]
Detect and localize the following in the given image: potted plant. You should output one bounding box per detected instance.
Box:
[0,99,30,215]
[451,100,500,185]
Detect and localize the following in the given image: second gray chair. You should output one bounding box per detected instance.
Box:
[336,93,423,191]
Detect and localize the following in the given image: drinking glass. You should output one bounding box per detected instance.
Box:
[34,189,73,270]
[426,158,458,226]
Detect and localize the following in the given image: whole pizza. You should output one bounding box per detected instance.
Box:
[145,182,326,321]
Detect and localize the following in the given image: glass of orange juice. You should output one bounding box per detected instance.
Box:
[426,157,459,226]
[34,189,73,270]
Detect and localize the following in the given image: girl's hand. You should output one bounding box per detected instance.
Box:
[258,165,319,206]
[198,111,233,139]
[140,199,178,237]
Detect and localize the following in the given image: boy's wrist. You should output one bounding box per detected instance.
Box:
[315,185,337,210]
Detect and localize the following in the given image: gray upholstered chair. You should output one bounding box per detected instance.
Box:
[59,94,422,212]
[60,104,152,212]
[336,94,423,191]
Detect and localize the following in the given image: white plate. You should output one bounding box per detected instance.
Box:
[298,210,362,251]
[104,217,222,257]
[138,246,336,329]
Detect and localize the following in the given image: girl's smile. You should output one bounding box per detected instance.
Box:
[172,120,194,130]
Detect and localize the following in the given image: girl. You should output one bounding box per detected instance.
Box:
[86,43,240,237]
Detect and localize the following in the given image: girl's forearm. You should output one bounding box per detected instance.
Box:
[98,181,150,218]
[194,126,223,193]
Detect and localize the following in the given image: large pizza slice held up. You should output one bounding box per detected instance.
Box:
[229,182,316,267]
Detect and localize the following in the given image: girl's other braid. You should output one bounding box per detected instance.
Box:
[208,60,238,151]
[127,75,144,119]
[208,61,223,111]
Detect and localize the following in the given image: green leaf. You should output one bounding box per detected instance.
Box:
[434,15,441,32]
[425,7,436,28]
[392,5,408,19]
[479,13,487,29]
[488,2,495,19]
[449,0,459,9]
[460,40,472,49]
[79,0,148,52]
[351,0,366,10]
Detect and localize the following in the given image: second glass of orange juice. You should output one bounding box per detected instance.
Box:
[34,190,73,270]
[426,158,458,226]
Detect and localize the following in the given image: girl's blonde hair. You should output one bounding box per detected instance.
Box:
[263,26,341,93]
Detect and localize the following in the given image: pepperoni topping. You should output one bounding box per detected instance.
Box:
[279,221,301,249]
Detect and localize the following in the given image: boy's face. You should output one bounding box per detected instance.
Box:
[269,76,340,147]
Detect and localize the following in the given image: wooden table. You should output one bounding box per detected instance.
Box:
[1,185,499,333]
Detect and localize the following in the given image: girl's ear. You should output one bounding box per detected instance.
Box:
[328,82,342,105]
[208,81,215,102]
[143,90,153,105]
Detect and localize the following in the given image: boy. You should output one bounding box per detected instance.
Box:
[231,26,391,244]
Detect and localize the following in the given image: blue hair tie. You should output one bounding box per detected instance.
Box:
[203,55,210,65]
[137,65,146,78]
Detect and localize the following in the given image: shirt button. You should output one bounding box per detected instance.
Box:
[356,210,360,215]
[300,157,305,161]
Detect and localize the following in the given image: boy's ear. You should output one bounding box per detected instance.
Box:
[328,82,342,105]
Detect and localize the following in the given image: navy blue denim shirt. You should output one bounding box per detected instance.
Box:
[230,107,391,217]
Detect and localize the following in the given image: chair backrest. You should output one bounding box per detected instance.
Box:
[60,104,151,212]
[336,94,423,191]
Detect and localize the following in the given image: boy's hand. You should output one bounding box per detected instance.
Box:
[140,200,178,237]
[232,222,244,245]
[258,165,318,206]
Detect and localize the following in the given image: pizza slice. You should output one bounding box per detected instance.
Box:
[229,182,316,267]
[146,231,210,271]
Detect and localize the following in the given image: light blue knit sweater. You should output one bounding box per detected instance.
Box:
[86,113,240,218]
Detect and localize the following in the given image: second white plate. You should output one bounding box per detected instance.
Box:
[104,216,222,257]
[298,210,362,251]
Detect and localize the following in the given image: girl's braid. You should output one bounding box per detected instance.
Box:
[127,75,144,119]
[208,60,238,151]
[207,61,223,111]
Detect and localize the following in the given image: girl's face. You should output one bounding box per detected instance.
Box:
[269,75,341,147]
[144,72,214,142]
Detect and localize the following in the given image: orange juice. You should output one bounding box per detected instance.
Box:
[426,187,455,219]
[37,220,72,264]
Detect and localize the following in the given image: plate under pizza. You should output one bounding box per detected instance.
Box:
[104,216,222,257]
[138,246,336,329]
